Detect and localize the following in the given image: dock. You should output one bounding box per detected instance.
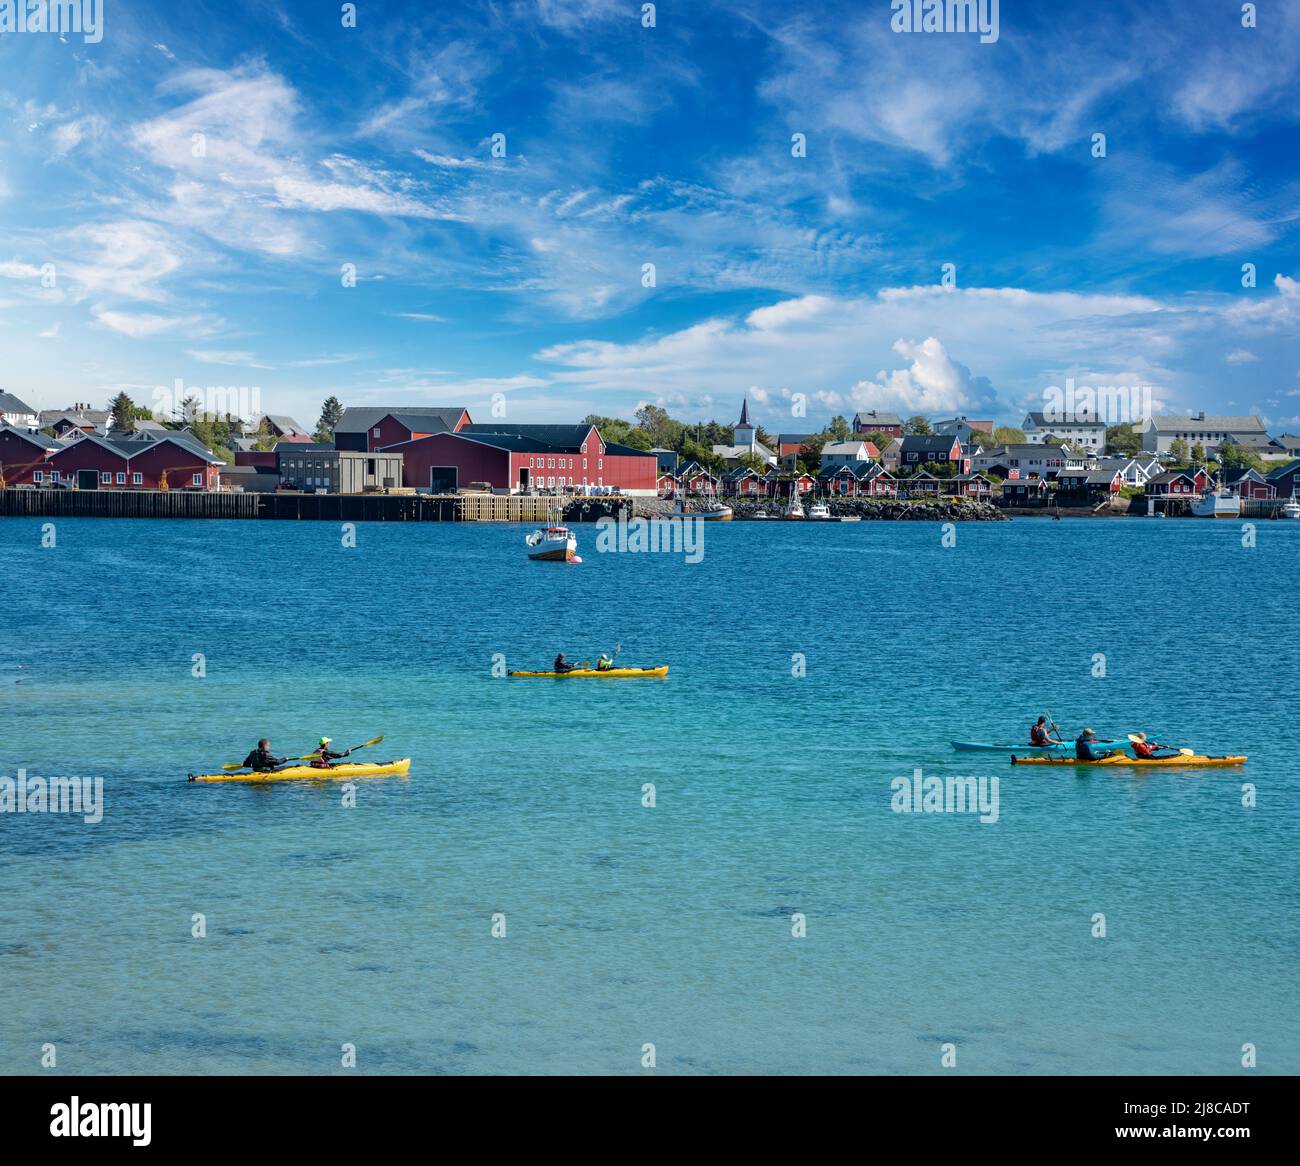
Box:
[0,488,633,523]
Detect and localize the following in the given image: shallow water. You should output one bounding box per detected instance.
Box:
[1,515,1296,1074]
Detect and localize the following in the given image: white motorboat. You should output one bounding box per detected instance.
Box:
[1190,490,1241,518]
[525,524,580,561]
[1280,498,1300,520]
[807,502,832,520]
[671,502,733,520]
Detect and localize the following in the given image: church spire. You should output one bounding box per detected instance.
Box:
[738,398,750,426]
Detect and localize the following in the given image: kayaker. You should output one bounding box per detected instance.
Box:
[595,653,614,672]
[1075,728,1118,761]
[309,737,348,769]
[1131,732,1176,760]
[243,739,288,773]
[1029,716,1060,746]
[553,652,576,674]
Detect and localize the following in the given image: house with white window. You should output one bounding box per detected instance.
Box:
[1022,411,1108,450]
[818,440,878,468]
[974,444,1084,480]
[0,391,39,431]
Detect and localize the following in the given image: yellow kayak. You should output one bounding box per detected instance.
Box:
[1011,753,1245,768]
[509,666,669,678]
[189,758,412,783]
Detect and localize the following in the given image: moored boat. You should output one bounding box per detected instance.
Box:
[1191,490,1241,518]
[1280,498,1300,520]
[671,502,733,520]
[526,524,580,561]
[190,758,412,783]
[808,501,831,520]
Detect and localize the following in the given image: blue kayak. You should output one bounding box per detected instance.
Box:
[951,740,1076,755]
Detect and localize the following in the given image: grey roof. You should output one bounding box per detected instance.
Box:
[820,440,872,456]
[1024,412,1104,427]
[603,442,657,457]
[777,432,812,445]
[852,410,902,427]
[263,414,309,436]
[900,434,961,455]
[1221,432,1283,450]
[1149,414,1266,434]
[1266,459,1300,480]
[0,390,37,415]
[462,423,596,449]
[335,406,467,434]
[977,443,1073,458]
[90,427,223,463]
[0,424,58,449]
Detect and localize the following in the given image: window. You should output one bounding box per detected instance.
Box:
[548,458,555,468]
[51,471,60,482]
[583,458,587,470]
[33,470,42,483]
[101,472,112,483]
[366,459,375,475]
[372,427,381,438]
[598,458,603,470]
[192,473,202,486]
[116,472,126,484]
[133,472,142,485]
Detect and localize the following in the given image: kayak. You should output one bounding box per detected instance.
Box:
[508,666,669,678]
[1010,753,1246,768]
[952,740,1076,755]
[189,758,412,783]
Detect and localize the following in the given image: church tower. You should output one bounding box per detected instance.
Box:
[735,398,755,452]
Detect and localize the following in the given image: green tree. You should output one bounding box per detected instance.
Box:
[253,416,278,452]
[634,404,674,447]
[1219,443,1263,473]
[827,415,851,441]
[1168,437,1189,465]
[1105,423,1141,456]
[109,391,138,434]
[903,415,932,435]
[860,430,893,455]
[315,396,344,442]
[1191,442,1206,464]
[737,451,769,474]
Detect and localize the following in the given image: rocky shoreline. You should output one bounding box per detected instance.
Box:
[628,497,1010,521]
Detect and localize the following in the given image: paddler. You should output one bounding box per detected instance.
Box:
[1075,728,1119,761]
[1131,731,1176,760]
[309,736,348,769]
[553,652,576,674]
[595,652,614,672]
[243,739,289,773]
[1029,716,1062,746]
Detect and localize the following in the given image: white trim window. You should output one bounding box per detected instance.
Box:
[116,472,126,484]
[33,469,43,483]
[192,473,202,487]
[132,472,142,485]
[372,427,381,438]
[101,471,112,484]
[51,470,60,482]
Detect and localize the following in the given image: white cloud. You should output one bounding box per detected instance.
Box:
[1225,349,1258,364]
[94,309,200,338]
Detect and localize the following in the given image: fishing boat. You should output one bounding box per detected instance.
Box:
[807,501,832,520]
[671,502,733,520]
[1191,489,1241,518]
[784,491,805,519]
[1280,498,1300,520]
[525,523,580,562]
[751,509,774,519]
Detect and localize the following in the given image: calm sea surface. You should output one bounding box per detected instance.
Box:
[1,516,1296,1074]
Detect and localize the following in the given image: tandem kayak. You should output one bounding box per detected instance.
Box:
[508,666,669,678]
[952,740,1076,755]
[189,758,412,783]
[1010,753,1246,768]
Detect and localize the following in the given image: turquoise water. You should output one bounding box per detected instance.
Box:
[1,516,1296,1075]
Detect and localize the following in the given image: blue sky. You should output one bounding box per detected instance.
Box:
[1,0,1298,433]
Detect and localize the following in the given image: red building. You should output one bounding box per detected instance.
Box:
[335,406,472,452]
[42,431,223,491]
[381,423,658,495]
[0,426,58,485]
[852,410,903,438]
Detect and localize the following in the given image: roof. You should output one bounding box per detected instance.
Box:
[385,429,554,454]
[777,433,812,446]
[603,441,657,457]
[335,406,467,434]
[738,398,750,426]
[1224,467,1267,484]
[0,391,37,415]
[1266,459,1300,480]
[1024,412,1104,428]
[1221,432,1283,450]
[0,425,58,450]
[263,414,309,436]
[820,440,871,456]
[462,423,596,449]
[1149,414,1266,434]
[1148,469,1201,484]
[977,443,1073,458]
[852,410,902,427]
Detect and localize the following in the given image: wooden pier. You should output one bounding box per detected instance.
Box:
[0,488,634,523]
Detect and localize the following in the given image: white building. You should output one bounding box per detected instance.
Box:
[974,444,1087,480]
[1022,410,1108,450]
[819,440,876,467]
[1140,413,1268,455]
[712,398,776,466]
[0,391,39,431]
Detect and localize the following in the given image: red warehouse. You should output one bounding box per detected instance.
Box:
[334,406,472,452]
[0,426,58,485]
[382,423,658,495]
[43,431,223,491]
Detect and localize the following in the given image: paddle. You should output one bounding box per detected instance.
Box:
[295,734,385,762]
[1044,708,1066,743]
[1126,733,1194,757]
